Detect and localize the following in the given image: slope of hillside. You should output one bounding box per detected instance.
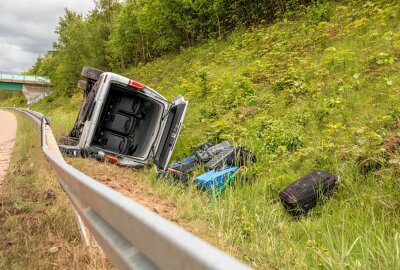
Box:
[3,0,399,268]
[118,2,400,268]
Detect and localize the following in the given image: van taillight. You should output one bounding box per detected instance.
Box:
[128,80,145,90]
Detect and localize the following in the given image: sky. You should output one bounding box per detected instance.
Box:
[0,0,95,74]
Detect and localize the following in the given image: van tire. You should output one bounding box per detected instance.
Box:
[81,66,104,81]
[77,79,87,91]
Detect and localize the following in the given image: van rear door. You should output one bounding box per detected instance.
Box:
[154,96,188,170]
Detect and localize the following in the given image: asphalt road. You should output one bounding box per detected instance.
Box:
[0,110,17,192]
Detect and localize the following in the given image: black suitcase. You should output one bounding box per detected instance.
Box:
[204,147,234,170]
[279,171,339,215]
[97,130,133,154]
[103,111,136,135]
[196,140,231,162]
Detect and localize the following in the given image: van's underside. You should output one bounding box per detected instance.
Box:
[89,82,163,160]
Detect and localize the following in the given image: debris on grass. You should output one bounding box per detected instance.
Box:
[158,141,256,196]
[279,171,339,216]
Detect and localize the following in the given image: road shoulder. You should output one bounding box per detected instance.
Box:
[0,110,17,192]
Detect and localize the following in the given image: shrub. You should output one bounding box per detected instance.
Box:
[256,119,304,154]
[307,1,335,26]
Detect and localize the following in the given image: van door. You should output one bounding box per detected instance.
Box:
[154,96,188,170]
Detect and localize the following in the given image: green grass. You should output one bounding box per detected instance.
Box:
[0,91,25,107]
[3,0,400,268]
[0,112,111,269]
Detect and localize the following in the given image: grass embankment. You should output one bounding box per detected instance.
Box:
[2,1,399,269]
[0,113,111,269]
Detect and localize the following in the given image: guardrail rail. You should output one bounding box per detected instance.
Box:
[15,109,252,270]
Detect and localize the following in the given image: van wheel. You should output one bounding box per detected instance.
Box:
[81,66,104,81]
[77,79,87,91]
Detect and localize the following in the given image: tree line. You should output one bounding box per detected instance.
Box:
[26,0,318,95]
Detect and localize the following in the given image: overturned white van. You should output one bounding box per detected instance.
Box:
[59,66,188,170]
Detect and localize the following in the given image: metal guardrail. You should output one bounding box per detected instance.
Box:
[0,74,51,84]
[16,108,252,270]
[27,91,50,106]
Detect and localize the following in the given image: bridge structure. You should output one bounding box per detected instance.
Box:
[0,74,53,100]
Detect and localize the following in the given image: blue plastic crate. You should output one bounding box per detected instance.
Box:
[194,166,238,190]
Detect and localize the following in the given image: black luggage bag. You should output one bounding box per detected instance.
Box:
[279,171,339,215]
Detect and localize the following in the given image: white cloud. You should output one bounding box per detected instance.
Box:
[0,0,95,74]
[0,43,36,74]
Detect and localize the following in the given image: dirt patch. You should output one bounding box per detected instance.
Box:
[66,158,192,231]
[384,135,400,154]
[0,110,17,193]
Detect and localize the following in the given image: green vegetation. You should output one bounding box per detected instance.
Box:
[0,113,111,269]
[23,0,317,95]
[0,91,25,107]
[1,0,400,269]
